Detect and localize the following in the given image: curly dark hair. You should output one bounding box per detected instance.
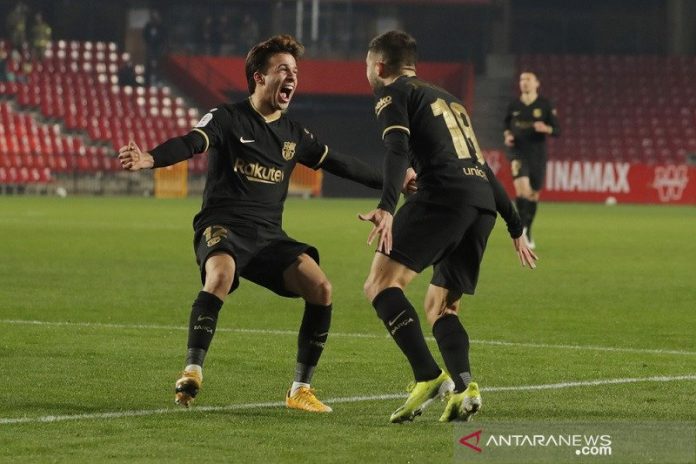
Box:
[367,30,417,75]
[245,35,305,94]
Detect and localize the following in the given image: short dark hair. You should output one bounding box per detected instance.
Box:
[368,30,417,74]
[520,71,540,81]
[245,35,304,94]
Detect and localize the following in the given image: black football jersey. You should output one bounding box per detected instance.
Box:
[374,75,495,212]
[504,96,560,157]
[191,99,328,230]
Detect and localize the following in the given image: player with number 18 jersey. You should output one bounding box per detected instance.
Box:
[373,75,518,283]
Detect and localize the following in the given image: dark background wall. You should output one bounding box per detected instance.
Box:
[286,95,382,198]
[3,0,695,64]
[508,0,669,55]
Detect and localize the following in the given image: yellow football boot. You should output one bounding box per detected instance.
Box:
[285,386,333,413]
[174,370,202,408]
[439,381,481,422]
[390,370,454,423]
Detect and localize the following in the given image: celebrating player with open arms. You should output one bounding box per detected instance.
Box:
[359,31,538,423]
[118,35,414,413]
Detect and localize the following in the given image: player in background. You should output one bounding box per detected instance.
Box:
[359,31,538,423]
[503,72,560,249]
[118,35,414,413]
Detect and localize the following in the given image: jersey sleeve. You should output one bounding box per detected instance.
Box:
[545,99,561,137]
[503,101,514,132]
[190,106,232,151]
[374,85,410,140]
[296,126,329,170]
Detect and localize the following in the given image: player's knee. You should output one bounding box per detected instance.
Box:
[424,307,439,326]
[425,291,460,325]
[205,266,235,295]
[427,307,459,326]
[364,279,397,303]
[297,274,331,305]
[363,278,379,302]
[310,278,332,305]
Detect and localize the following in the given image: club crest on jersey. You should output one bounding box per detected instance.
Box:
[533,108,543,118]
[282,142,296,160]
[374,96,392,116]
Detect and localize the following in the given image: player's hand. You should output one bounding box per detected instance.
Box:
[513,235,538,269]
[533,122,552,134]
[358,208,394,255]
[118,140,154,171]
[504,133,515,147]
[402,167,417,196]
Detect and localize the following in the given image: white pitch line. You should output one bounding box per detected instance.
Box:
[483,375,696,391]
[1,375,695,426]
[2,318,696,357]
[467,339,696,357]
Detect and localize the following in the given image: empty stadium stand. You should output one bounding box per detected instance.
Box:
[518,55,696,164]
[0,39,203,192]
[4,41,692,196]
[164,54,475,111]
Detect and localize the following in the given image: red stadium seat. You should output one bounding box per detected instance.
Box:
[1,40,200,164]
[517,55,696,163]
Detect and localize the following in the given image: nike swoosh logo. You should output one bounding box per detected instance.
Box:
[313,331,330,338]
[388,310,406,326]
[197,315,215,322]
[240,137,255,143]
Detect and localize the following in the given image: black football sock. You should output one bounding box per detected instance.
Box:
[295,303,332,383]
[433,314,472,393]
[293,364,316,385]
[373,287,441,382]
[527,200,538,240]
[515,197,530,229]
[185,291,224,366]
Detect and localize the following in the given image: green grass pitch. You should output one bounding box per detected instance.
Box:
[1,196,695,463]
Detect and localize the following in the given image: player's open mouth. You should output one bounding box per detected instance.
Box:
[279,85,294,104]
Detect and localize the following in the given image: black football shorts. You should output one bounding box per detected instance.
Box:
[387,201,496,298]
[510,153,547,191]
[193,222,318,297]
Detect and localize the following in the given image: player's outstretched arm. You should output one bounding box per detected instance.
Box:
[513,235,538,269]
[356,131,410,254]
[358,208,393,255]
[319,150,382,189]
[319,151,417,195]
[119,131,208,171]
[118,141,154,171]
[482,163,538,269]
[483,163,523,237]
